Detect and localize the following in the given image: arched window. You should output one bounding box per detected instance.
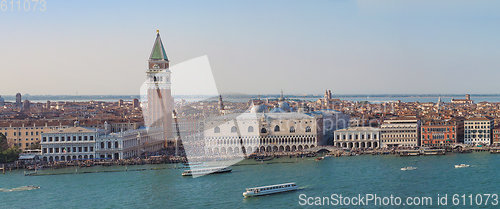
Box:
[274,125,280,132]
[305,126,311,132]
[214,127,220,133]
[261,128,267,133]
[115,141,119,149]
[231,126,237,133]
[100,142,105,149]
[248,126,254,133]
[289,126,295,133]
[107,142,112,149]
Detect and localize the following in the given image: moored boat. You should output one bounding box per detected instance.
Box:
[243,182,298,197]
[490,147,500,154]
[398,150,420,156]
[315,157,324,161]
[255,156,274,162]
[182,167,231,176]
[421,148,446,155]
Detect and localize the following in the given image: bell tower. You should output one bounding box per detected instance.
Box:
[144,30,174,147]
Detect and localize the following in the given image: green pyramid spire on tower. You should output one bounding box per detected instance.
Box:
[149,30,169,61]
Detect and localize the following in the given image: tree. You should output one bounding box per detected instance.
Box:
[0,133,8,151]
[0,133,21,163]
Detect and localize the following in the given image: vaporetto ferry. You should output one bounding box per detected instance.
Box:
[243,183,298,197]
[181,167,232,176]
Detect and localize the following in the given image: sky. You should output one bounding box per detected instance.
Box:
[1,0,500,95]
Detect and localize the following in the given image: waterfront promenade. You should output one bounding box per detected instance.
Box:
[0,152,498,209]
[2,145,497,175]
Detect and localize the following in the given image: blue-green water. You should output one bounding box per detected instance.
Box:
[1,153,498,208]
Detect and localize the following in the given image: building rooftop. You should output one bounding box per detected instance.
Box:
[336,126,380,132]
[44,126,97,134]
[466,117,493,121]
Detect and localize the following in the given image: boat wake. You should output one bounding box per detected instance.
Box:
[298,185,310,190]
[0,186,40,192]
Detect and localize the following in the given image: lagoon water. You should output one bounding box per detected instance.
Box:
[1,152,499,208]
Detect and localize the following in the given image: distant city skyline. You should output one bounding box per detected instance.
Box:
[1,0,500,95]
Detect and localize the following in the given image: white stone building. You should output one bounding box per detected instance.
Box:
[95,127,164,160]
[464,117,493,145]
[334,127,380,149]
[203,112,319,155]
[41,126,164,161]
[40,126,105,162]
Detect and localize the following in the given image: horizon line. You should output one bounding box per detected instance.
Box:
[0,93,495,97]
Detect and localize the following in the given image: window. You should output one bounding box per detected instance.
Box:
[248,126,254,133]
[78,136,82,141]
[289,126,295,133]
[214,127,220,133]
[274,125,280,132]
[231,126,237,133]
[101,142,105,149]
[108,142,112,149]
[305,126,311,132]
[115,141,119,148]
[261,128,267,133]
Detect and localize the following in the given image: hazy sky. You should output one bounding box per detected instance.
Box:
[1,0,500,95]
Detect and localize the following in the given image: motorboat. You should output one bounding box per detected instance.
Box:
[400,166,417,171]
[454,164,470,168]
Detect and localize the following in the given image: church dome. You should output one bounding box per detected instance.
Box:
[270,107,285,113]
[250,104,268,113]
[278,101,291,112]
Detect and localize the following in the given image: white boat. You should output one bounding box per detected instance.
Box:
[182,167,231,176]
[454,164,470,168]
[243,182,298,197]
[401,166,417,171]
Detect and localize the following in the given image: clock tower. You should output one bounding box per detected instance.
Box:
[143,30,174,148]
